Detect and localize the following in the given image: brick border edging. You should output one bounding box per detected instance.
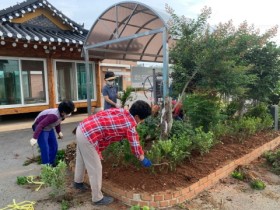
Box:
[72,136,280,209]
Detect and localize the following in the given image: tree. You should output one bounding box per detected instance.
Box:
[167,5,280,107]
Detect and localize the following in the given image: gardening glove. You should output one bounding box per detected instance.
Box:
[30,138,37,146]
[115,103,122,108]
[141,157,152,167]
[58,132,63,139]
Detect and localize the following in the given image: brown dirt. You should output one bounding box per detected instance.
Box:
[65,130,280,194]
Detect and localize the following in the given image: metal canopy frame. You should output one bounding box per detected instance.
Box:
[83,1,171,115]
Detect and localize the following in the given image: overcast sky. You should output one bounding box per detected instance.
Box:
[1,0,280,51]
[2,0,279,34]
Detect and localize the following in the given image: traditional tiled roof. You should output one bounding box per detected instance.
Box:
[0,0,88,45]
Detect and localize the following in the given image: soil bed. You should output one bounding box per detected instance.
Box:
[65,131,280,193]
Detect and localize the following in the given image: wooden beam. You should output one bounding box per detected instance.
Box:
[0,105,49,115]
[96,62,102,108]
[46,56,56,108]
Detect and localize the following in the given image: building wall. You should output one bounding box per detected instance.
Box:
[100,59,135,92]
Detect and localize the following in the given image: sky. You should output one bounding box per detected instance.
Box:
[1,0,279,35]
[1,0,279,43]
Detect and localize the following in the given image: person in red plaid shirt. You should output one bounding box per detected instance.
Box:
[73,100,152,206]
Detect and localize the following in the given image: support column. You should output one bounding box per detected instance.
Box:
[46,57,56,108]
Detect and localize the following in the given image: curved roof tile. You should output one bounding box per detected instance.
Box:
[0,0,88,45]
[0,0,85,33]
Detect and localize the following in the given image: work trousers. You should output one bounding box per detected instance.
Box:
[74,126,103,202]
[37,129,58,165]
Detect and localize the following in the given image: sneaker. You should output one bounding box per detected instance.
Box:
[73,182,90,192]
[93,196,114,205]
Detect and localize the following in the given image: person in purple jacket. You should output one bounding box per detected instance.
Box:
[30,100,75,166]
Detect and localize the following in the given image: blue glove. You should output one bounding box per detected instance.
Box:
[141,157,152,167]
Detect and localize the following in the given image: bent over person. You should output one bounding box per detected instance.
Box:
[73,100,152,205]
[30,100,75,166]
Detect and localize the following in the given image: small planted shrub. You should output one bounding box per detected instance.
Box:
[130,205,155,210]
[231,170,244,180]
[263,149,280,175]
[191,127,214,155]
[250,179,266,190]
[40,160,67,196]
[55,149,65,165]
[119,86,135,107]
[16,176,28,185]
[61,199,70,210]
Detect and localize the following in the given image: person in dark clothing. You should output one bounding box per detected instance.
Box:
[102,71,121,110]
[30,100,75,165]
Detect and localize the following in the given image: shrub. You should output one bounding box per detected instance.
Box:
[16,176,28,185]
[137,116,160,141]
[250,179,266,190]
[191,127,214,155]
[146,132,192,170]
[40,160,67,196]
[263,149,280,175]
[231,170,244,180]
[183,93,223,132]
[55,149,65,166]
[169,120,194,138]
[119,86,134,107]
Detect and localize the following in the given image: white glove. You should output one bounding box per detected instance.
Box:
[58,132,63,139]
[115,103,122,108]
[30,138,37,146]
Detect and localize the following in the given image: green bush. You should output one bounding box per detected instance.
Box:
[250,179,266,190]
[244,103,274,130]
[119,86,134,107]
[183,94,223,132]
[146,132,192,170]
[231,170,244,180]
[224,100,243,119]
[137,116,160,141]
[40,161,67,196]
[16,176,28,185]
[55,149,65,166]
[191,127,214,155]
[210,121,230,142]
[264,149,280,175]
[233,117,260,141]
[169,120,194,138]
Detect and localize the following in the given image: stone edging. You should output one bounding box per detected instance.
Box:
[75,136,280,209]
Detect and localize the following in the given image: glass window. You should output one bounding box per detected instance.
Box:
[0,59,21,105]
[77,63,94,100]
[56,61,95,102]
[56,62,77,101]
[21,60,46,104]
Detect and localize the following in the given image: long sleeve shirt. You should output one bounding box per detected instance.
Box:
[33,108,63,139]
[79,108,144,159]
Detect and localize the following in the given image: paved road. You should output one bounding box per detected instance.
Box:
[0,93,157,209]
[0,115,84,208]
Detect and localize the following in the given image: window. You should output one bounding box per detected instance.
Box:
[77,63,94,100]
[0,58,47,106]
[56,61,95,102]
[21,60,46,104]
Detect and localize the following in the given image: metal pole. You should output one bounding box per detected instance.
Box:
[162,27,169,97]
[271,105,279,130]
[84,49,91,116]
[152,68,157,104]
